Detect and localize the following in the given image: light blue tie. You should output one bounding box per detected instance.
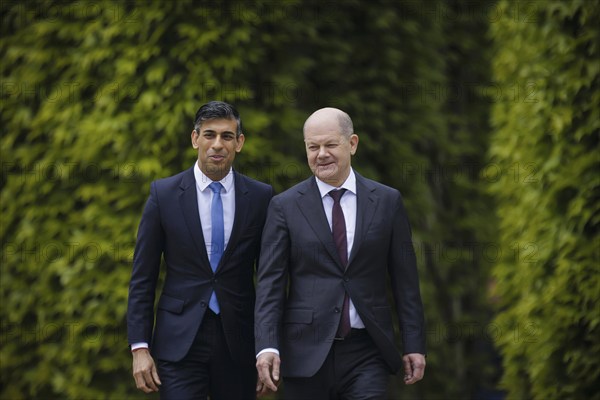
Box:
[208,182,224,314]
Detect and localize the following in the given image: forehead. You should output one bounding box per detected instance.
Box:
[304,133,345,146]
[198,118,237,132]
[304,119,343,142]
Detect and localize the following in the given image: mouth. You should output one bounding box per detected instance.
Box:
[317,162,335,168]
[209,155,226,162]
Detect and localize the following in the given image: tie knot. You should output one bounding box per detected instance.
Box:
[209,182,223,194]
[329,189,347,203]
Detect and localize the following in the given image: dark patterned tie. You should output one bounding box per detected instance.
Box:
[330,189,350,338]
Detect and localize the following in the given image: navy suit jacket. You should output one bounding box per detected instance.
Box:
[128,167,273,364]
[254,172,426,377]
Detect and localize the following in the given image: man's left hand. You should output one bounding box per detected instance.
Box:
[402,353,426,384]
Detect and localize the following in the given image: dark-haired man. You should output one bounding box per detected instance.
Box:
[128,101,273,399]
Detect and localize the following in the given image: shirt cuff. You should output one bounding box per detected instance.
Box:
[256,348,279,359]
[131,342,149,351]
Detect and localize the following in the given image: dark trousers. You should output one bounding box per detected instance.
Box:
[157,309,256,400]
[283,329,390,400]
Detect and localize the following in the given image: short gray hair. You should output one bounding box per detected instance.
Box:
[337,112,354,138]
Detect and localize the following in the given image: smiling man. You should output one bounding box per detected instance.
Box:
[255,107,426,399]
[127,101,273,399]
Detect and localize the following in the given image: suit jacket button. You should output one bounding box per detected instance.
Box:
[344,277,349,282]
[201,301,206,307]
[334,307,340,313]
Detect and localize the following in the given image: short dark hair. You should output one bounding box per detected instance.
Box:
[194,101,243,137]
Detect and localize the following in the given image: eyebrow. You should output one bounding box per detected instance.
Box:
[305,140,340,145]
[202,129,236,134]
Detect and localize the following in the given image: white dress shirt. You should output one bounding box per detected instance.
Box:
[131,163,236,351]
[315,168,365,330]
[194,163,236,255]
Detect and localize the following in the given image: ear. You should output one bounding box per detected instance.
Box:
[191,130,199,149]
[349,134,359,155]
[235,133,245,153]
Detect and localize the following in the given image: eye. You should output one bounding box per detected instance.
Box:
[326,143,338,148]
[222,134,235,141]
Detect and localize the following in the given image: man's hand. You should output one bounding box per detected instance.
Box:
[132,348,161,393]
[402,353,426,385]
[256,352,281,393]
[256,376,275,398]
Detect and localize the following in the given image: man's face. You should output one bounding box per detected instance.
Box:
[304,117,358,187]
[191,118,244,181]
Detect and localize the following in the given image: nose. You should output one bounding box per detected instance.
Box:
[212,135,224,149]
[317,145,328,159]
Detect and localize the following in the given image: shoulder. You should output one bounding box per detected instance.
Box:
[152,168,193,191]
[356,172,402,198]
[234,173,274,206]
[235,172,273,193]
[272,177,314,201]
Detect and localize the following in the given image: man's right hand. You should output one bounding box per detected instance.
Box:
[256,352,281,392]
[132,348,161,393]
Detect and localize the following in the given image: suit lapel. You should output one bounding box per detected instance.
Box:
[349,173,379,266]
[178,167,210,267]
[296,178,344,270]
[219,171,248,270]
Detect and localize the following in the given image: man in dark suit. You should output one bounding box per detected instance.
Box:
[254,107,426,399]
[127,101,273,399]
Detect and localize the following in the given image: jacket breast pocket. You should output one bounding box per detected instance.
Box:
[157,294,185,314]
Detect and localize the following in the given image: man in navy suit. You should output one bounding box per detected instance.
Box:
[254,108,426,399]
[127,101,273,399]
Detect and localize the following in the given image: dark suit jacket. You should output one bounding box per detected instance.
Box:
[254,172,425,377]
[128,167,273,364]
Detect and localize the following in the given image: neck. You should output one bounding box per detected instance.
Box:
[199,163,231,182]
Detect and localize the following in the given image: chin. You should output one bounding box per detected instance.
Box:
[317,174,338,184]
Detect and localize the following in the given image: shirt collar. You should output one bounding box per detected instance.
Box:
[315,168,356,199]
[193,162,234,193]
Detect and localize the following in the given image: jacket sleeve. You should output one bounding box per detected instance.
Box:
[127,181,164,345]
[254,196,289,354]
[388,192,426,355]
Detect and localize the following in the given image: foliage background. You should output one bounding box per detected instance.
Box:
[489,0,599,399]
[1,0,597,399]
